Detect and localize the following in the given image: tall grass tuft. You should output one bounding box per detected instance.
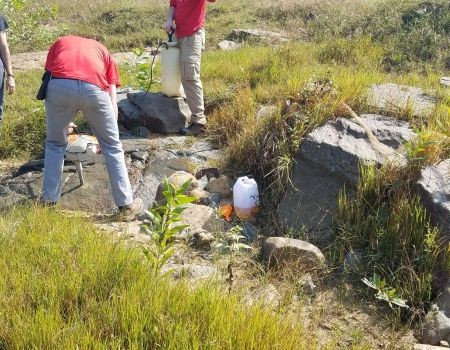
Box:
[334,164,449,319]
[0,205,316,349]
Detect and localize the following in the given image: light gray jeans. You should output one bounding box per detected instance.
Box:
[42,78,133,206]
[177,28,206,125]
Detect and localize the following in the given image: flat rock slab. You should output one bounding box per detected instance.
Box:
[0,134,221,214]
[367,83,437,118]
[416,160,450,241]
[278,114,416,241]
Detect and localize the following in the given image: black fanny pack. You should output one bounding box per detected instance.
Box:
[36,70,51,101]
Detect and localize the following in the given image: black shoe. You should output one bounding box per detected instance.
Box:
[180,123,206,136]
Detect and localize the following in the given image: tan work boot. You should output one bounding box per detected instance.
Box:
[118,198,144,221]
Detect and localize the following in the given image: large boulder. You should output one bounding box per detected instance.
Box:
[416,160,450,242]
[277,114,416,241]
[119,91,190,134]
[227,29,289,45]
[262,237,325,271]
[367,83,437,118]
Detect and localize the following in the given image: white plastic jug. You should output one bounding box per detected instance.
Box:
[233,176,260,219]
[161,42,183,97]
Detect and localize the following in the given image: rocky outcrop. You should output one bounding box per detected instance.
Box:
[0,133,221,214]
[261,237,325,270]
[118,91,190,134]
[278,114,416,241]
[416,160,450,241]
[217,40,243,51]
[422,279,450,345]
[367,83,437,118]
[227,29,289,45]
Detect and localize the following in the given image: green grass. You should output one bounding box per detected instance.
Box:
[0,206,321,349]
[333,164,449,321]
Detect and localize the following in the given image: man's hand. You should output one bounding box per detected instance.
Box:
[67,122,77,134]
[6,75,14,95]
[163,22,174,33]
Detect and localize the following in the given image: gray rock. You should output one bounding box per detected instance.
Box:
[192,230,215,248]
[172,264,218,279]
[189,187,210,205]
[133,126,151,138]
[131,160,144,169]
[240,222,258,242]
[367,83,437,118]
[131,151,149,162]
[119,91,190,134]
[261,237,325,270]
[167,171,198,192]
[245,284,282,308]
[227,29,289,44]
[298,273,317,296]
[422,280,450,345]
[206,175,232,198]
[208,192,221,208]
[217,40,243,51]
[415,344,450,349]
[422,310,450,345]
[440,77,450,88]
[278,114,416,241]
[180,203,217,233]
[417,160,450,242]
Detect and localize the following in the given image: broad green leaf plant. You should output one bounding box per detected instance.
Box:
[142,177,196,276]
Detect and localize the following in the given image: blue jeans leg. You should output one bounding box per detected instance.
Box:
[80,81,133,207]
[42,79,78,202]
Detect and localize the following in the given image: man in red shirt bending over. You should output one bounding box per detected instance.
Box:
[164,0,216,136]
[42,35,142,219]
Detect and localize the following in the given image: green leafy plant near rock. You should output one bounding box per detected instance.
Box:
[142,177,196,276]
[334,163,448,319]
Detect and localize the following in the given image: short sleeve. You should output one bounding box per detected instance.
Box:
[170,0,176,7]
[105,54,121,87]
[0,16,9,32]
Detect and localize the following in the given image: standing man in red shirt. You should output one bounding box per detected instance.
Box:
[163,0,216,136]
[42,35,142,218]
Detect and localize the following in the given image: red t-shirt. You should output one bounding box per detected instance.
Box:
[45,35,120,91]
[170,0,214,38]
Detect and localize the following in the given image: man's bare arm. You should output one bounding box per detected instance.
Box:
[108,84,118,120]
[0,31,14,95]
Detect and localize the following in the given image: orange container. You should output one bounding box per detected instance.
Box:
[219,205,233,221]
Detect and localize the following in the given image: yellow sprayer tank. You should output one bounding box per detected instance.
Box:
[161,41,183,97]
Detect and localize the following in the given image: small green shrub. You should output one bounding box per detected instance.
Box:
[142,178,196,275]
